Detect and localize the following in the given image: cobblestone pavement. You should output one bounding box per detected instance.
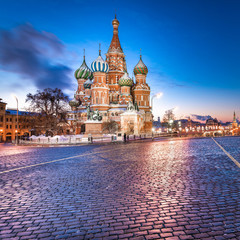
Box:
[0,137,240,240]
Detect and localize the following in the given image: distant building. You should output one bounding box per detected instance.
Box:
[205,117,220,130]
[232,111,238,129]
[0,99,31,142]
[152,117,161,131]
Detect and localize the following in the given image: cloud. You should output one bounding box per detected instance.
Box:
[0,23,72,90]
[183,114,213,123]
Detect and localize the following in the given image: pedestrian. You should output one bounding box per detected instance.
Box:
[127,135,129,141]
[124,133,126,142]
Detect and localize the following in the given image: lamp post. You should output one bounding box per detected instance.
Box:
[178,121,182,137]
[0,129,3,142]
[151,92,163,112]
[169,119,173,137]
[14,96,19,145]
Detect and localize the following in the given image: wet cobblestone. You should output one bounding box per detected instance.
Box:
[0,137,240,239]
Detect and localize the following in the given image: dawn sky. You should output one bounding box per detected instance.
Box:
[0,0,239,122]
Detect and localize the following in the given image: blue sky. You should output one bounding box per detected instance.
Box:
[0,0,239,122]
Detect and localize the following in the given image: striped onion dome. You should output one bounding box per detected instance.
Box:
[83,79,93,89]
[134,55,148,75]
[74,56,93,80]
[119,72,133,87]
[69,98,80,108]
[91,51,109,73]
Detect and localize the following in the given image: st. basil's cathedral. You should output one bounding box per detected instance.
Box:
[68,16,152,135]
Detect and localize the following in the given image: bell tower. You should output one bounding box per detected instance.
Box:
[106,15,126,104]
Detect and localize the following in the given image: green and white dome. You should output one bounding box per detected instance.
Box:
[75,56,93,80]
[134,55,148,75]
[69,98,80,108]
[119,72,133,87]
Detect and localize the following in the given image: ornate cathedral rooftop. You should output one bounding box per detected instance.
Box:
[108,15,123,53]
[74,54,93,80]
[91,49,109,73]
[134,55,148,75]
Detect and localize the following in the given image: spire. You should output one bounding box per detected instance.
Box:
[83,49,85,60]
[233,111,236,122]
[108,15,123,53]
[99,43,101,56]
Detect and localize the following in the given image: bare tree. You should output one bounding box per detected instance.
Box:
[26,88,69,135]
[163,109,175,122]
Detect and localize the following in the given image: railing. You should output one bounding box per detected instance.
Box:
[15,132,229,146]
[16,134,153,145]
[17,135,120,145]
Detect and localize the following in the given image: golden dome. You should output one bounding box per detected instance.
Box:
[112,15,119,26]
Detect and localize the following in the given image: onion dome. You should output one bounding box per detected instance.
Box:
[69,98,80,108]
[74,55,93,80]
[91,49,109,73]
[134,55,148,75]
[83,79,93,89]
[119,72,133,87]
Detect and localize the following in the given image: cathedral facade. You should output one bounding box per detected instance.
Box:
[68,16,152,135]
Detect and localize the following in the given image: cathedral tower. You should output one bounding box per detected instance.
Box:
[118,72,133,105]
[106,15,126,104]
[91,49,110,111]
[133,55,151,111]
[74,54,93,103]
[232,111,238,128]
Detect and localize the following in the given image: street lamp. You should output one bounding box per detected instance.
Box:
[178,121,182,137]
[0,129,3,142]
[169,119,173,137]
[151,92,163,113]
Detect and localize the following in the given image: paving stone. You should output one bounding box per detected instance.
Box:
[1,139,240,240]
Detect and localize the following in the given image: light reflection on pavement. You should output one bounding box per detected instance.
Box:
[0,137,240,239]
